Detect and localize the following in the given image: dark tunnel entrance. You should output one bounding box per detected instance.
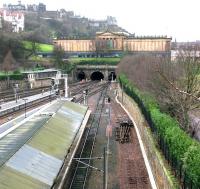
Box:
[77,71,86,81]
[108,72,116,81]
[90,71,104,81]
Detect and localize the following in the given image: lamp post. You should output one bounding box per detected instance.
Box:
[13,83,19,103]
[22,98,28,118]
[49,87,52,103]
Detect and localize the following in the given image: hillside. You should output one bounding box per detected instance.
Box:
[24,11,128,44]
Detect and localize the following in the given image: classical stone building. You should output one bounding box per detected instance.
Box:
[53,31,171,56]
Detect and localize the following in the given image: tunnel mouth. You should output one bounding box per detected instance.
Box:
[77,71,86,81]
[90,71,104,81]
[108,72,116,81]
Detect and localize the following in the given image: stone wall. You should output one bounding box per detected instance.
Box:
[0,80,28,91]
[31,79,51,88]
[53,32,171,53]
[118,87,177,189]
[53,39,95,52]
[0,79,51,91]
[124,38,171,52]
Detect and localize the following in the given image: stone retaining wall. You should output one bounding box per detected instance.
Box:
[0,79,51,91]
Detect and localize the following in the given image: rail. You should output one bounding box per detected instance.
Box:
[68,83,108,189]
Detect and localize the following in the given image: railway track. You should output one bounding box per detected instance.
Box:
[75,82,108,103]
[0,86,52,103]
[69,81,96,96]
[0,94,56,122]
[111,94,151,189]
[68,83,108,189]
[0,81,90,103]
[0,81,97,123]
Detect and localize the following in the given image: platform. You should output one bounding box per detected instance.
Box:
[0,91,54,112]
[0,100,90,189]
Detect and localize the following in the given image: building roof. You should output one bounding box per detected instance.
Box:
[128,35,172,40]
[22,68,59,74]
[96,30,129,37]
[0,100,88,189]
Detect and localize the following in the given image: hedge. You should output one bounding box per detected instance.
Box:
[119,74,200,188]
[0,74,25,80]
[69,57,121,65]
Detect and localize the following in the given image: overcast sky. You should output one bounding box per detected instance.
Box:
[1,0,200,42]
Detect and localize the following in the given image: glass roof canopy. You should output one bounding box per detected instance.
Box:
[0,100,88,189]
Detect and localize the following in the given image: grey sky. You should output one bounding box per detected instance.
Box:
[1,0,200,42]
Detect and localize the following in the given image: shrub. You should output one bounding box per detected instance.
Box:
[0,74,24,80]
[0,75,7,80]
[10,74,24,80]
[69,57,121,65]
[183,144,200,188]
[118,74,200,188]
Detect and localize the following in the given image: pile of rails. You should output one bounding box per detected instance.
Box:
[115,117,133,143]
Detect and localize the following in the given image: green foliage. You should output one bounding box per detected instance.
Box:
[61,62,76,74]
[0,75,7,80]
[118,74,200,188]
[183,145,200,188]
[13,70,21,74]
[10,74,25,80]
[69,57,121,65]
[0,73,24,80]
[33,64,45,71]
[23,41,53,53]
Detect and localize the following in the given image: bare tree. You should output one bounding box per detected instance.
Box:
[155,50,200,131]
[1,49,16,73]
[117,52,200,133]
[117,54,158,92]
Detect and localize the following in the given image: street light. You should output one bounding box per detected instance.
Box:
[13,83,19,103]
[83,89,88,105]
[22,98,28,118]
[49,87,52,103]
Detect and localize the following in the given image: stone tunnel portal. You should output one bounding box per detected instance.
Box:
[77,71,86,81]
[108,72,116,81]
[90,71,104,81]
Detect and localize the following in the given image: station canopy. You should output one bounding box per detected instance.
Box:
[0,100,88,189]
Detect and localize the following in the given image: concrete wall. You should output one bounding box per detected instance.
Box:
[118,87,177,189]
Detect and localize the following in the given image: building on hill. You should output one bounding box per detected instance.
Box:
[41,11,60,19]
[3,1,46,13]
[27,3,46,12]
[53,31,172,57]
[27,4,38,12]
[38,3,46,12]
[3,1,25,11]
[89,16,117,28]
[0,9,24,32]
[106,16,117,25]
